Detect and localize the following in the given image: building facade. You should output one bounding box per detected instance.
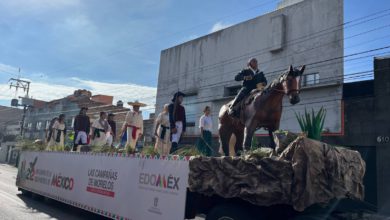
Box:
[326,57,389,215]
[23,90,130,145]
[0,106,23,163]
[156,0,344,136]
[0,106,23,136]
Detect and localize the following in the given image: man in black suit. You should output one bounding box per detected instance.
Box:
[73,107,90,151]
[228,58,267,117]
[168,91,186,153]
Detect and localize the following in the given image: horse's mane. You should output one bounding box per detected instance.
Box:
[263,71,288,93]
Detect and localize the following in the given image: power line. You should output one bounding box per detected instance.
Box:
[51,22,390,99]
[157,9,390,79]
[5,48,384,114]
[163,71,382,111]
[2,7,389,103]
[3,7,387,116]
[16,65,388,124]
[8,4,390,90]
[156,46,390,97]
[174,23,390,85]
[40,0,280,77]
[154,23,390,95]
[171,65,389,109]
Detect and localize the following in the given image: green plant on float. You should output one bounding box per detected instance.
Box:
[251,136,259,150]
[89,145,119,153]
[141,146,159,156]
[50,145,66,151]
[126,147,137,154]
[171,145,205,156]
[294,107,326,141]
[67,131,75,141]
[16,139,45,151]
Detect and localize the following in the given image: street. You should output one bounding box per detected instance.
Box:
[0,163,105,220]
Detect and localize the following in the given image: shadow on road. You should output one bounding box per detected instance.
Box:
[17,192,109,220]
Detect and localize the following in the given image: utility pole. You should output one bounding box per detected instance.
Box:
[9,68,31,137]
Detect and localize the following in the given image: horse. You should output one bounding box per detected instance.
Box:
[218,65,305,156]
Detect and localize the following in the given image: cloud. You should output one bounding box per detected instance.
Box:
[70,77,156,107]
[0,63,20,75]
[210,21,231,33]
[0,0,81,13]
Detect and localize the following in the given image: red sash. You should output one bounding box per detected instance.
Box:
[127,125,140,139]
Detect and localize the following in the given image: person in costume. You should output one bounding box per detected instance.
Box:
[168,91,186,153]
[197,106,213,156]
[90,112,111,147]
[123,101,145,152]
[228,58,267,117]
[46,117,58,144]
[106,113,116,147]
[154,104,171,155]
[73,107,90,151]
[47,114,66,151]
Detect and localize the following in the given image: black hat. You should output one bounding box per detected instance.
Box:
[172,91,185,102]
[81,107,88,110]
[108,112,115,117]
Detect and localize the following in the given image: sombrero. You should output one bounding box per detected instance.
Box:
[127,100,147,107]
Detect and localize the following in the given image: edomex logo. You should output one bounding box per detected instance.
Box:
[139,173,180,190]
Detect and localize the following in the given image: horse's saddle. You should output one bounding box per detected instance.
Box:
[229,86,266,118]
[244,89,264,105]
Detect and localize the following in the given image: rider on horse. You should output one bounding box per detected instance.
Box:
[228,58,268,117]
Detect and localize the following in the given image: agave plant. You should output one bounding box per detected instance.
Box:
[295,107,326,140]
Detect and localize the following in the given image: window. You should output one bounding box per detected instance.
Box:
[36,122,42,130]
[66,118,73,128]
[182,94,197,127]
[225,86,241,97]
[27,123,32,130]
[303,73,320,86]
[45,120,51,130]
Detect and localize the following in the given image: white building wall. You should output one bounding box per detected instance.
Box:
[156,0,344,136]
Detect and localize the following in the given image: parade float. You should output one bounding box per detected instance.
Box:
[15,131,366,220]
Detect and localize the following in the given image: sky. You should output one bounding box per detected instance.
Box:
[0,0,390,114]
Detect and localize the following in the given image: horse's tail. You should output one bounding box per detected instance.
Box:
[218,104,238,156]
[218,104,230,124]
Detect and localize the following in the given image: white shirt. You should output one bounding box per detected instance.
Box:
[199,115,213,131]
[125,110,144,132]
[249,67,259,75]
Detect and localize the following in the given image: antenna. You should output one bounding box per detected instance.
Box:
[9,68,31,136]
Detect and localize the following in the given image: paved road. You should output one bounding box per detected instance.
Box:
[0,163,107,220]
[0,163,204,220]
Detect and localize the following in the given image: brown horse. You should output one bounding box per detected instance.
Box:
[218,65,305,156]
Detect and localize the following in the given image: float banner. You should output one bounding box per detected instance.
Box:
[16,151,190,220]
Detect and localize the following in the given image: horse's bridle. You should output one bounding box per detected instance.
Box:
[272,74,301,95]
[273,88,300,95]
[286,89,300,95]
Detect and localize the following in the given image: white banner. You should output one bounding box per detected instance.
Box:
[16,151,190,220]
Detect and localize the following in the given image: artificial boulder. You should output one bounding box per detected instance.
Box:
[188,136,365,212]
